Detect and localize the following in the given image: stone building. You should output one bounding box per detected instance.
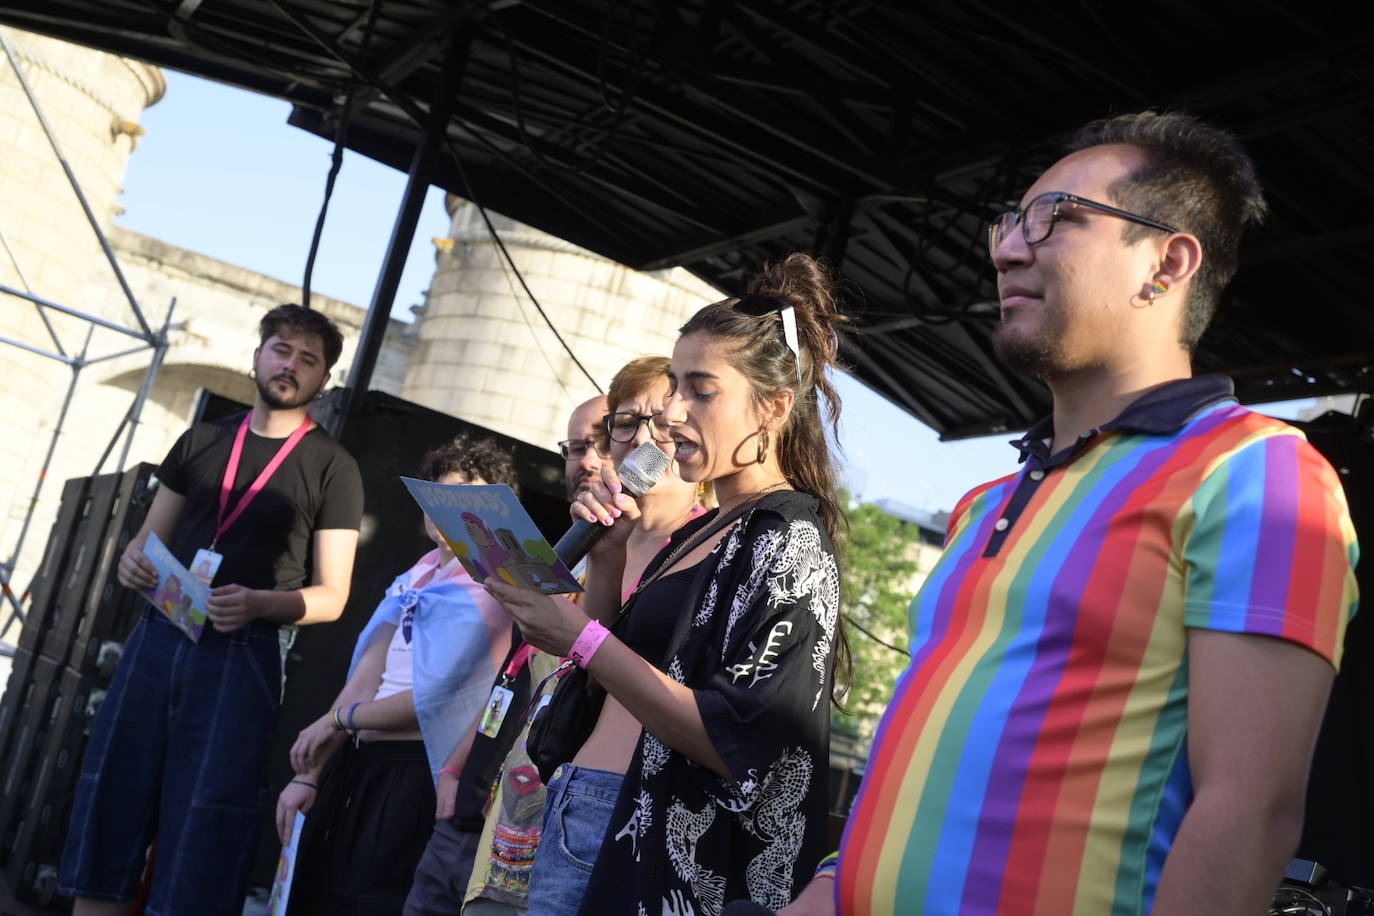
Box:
[0,27,720,596]
[403,195,718,447]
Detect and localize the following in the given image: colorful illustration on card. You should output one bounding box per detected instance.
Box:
[400,479,582,594]
[268,811,305,914]
[139,532,210,642]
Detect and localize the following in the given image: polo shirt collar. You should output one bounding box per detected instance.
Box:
[1010,374,1237,467]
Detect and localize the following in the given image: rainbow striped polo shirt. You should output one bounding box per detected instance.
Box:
[838,375,1359,916]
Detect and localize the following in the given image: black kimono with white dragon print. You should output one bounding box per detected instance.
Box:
[577,490,840,916]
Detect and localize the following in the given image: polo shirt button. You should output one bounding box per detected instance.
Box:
[1029,469,1045,481]
[994,518,1010,531]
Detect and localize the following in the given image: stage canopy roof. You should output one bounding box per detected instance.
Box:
[3,0,1370,438]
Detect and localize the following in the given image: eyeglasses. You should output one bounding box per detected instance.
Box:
[731,295,803,384]
[987,191,1179,258]
[606,411,673,444]
[557,437,604,461]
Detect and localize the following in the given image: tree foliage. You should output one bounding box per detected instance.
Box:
[835,495,928,738]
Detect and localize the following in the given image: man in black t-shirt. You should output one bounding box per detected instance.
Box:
[60,305,364,916]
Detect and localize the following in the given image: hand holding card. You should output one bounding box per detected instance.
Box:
[138,532,210,642]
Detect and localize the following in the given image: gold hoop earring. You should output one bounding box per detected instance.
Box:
[756,429,769,465]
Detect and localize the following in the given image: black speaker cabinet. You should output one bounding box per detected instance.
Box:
[0,654,61,867]
[15,477,91,660]
[68,464,158,680]
[3,664,104,905]
[40,473,124,669]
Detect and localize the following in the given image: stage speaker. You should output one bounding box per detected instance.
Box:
[0,653,61,871]
[68,464,159,681]
[0,463,156,905]
[2,664,104,905]
[14,477,91,661]
[251,389,568,887]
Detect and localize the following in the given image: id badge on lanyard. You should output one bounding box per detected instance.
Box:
[478,643,537,737]
[201,413,312,582]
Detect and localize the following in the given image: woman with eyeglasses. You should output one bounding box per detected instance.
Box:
[459,356,705,915]
[485,253,849,916]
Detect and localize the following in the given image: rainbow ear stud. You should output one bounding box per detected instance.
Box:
[1153,279,1169,295]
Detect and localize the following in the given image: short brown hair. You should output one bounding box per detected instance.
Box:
[605,355,671,446]
[259,304,345,368]
[1069,111,1268,350]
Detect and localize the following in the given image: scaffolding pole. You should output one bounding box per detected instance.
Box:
[0,34,173,651]
[0,30,155,341]
[115,298,176,475]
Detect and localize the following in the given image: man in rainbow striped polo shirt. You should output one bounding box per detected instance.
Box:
[782,113,1359,915]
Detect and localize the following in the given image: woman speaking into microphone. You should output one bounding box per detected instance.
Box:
[484,253,850,916]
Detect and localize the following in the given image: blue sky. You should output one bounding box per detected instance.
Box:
[115,71,1308,514]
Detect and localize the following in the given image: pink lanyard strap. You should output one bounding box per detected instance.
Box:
[503,643,537,681]
[215,413,312,547]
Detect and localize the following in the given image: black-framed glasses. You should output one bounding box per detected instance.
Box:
[731,295,803,384]
[606,411,672,444]
[557,437,604,460]
[987,191,1179,258]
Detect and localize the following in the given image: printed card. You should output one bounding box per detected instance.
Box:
[400,479,582,594]
[139,532,210,642]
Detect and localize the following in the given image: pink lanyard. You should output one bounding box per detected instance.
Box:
[503,643,537,680]
[214,413,312,548]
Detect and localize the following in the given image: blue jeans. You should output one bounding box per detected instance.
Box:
[524,765,623,916]
[59,609,282,916]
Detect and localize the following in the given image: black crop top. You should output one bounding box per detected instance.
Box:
[617,561,703,667]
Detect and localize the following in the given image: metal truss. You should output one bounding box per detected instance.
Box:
[0,30,178,649]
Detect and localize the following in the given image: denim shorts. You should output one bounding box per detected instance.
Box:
[58,609,281,916]
[523,765,623,916]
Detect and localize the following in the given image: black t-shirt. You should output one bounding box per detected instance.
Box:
[158,413,364,591]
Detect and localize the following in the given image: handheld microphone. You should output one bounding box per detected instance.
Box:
[553,441,671,567]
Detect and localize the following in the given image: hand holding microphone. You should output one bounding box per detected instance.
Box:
[558,440,670,566]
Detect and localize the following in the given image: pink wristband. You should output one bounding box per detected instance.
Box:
[569,619,611,669]
[439,766,462,779]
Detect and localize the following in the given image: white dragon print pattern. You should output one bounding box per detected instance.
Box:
[666,798,727,916]
[761,521,840,710]
[642,730,671,777]
[737,747,814,910]
[616,789,655,862]
[722,528,782,658]
[694,579,718,628]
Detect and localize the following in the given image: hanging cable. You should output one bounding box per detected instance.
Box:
[301,0,381,308]
[254,0,602,392]
[493,1,644,176]
[847,617,910,656]
[443,143,604,394]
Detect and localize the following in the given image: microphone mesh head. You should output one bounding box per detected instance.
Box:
[618,441,671,498]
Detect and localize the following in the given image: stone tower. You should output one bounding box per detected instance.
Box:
[0,27,164,572]
[402,195,721,450]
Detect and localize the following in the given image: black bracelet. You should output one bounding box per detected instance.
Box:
[290,778,319,790]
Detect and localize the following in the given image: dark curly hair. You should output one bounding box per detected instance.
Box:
[420,432,519,498]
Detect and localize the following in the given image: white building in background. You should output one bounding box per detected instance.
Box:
[0,27,720,596]
[404,196,717,447]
